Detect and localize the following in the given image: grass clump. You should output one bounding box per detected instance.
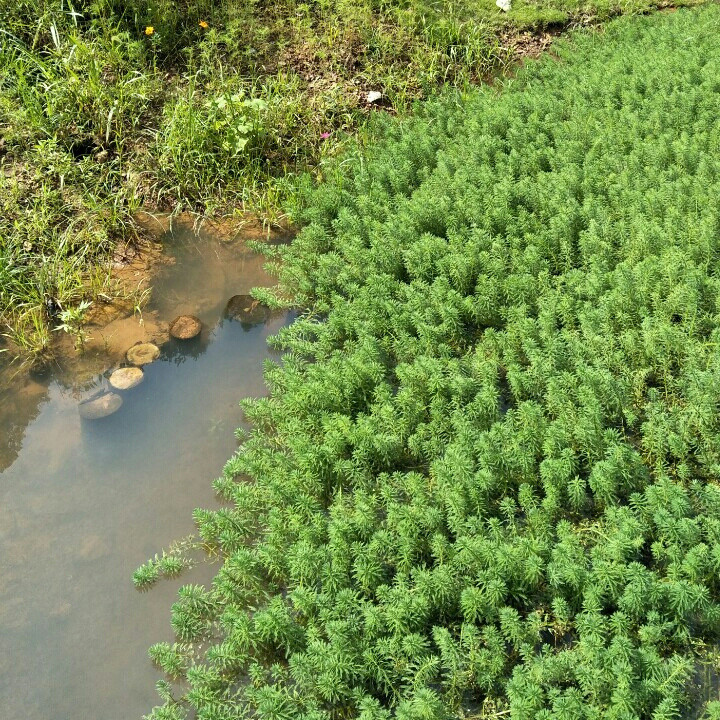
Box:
[141,5,720,719]
[0,0,703,353]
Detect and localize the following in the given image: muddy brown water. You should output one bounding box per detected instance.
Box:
[0,223,292,719]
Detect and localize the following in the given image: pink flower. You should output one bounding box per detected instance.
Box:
[320,132,331,139]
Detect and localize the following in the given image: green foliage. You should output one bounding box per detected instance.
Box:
[141,5,720,719]
[0,21,148,351]
[0,0,703,351]
[156,84,268,201]
[133,537,195,590]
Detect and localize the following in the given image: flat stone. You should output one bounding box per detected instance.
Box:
[78,392,123,420]
[126,342,160,365]
[169,314,202,340]
[225,295,270,325]
[109,366,144,390]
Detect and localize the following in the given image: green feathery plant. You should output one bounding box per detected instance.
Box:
[140,4,720,719]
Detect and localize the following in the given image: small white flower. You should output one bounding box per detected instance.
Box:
[496,0,511,11]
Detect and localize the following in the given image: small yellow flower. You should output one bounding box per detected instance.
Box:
[145,26,154,36]
[199,20,209,28]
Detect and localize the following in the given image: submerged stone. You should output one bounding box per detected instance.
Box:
[28,358,54,379]
[78,392,123,420]
[109,366,144,390]
[126,342,160,365]
[169,315,202,340]
[225,295,270,325]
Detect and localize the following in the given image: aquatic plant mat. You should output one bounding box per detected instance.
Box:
[140,5,720,719]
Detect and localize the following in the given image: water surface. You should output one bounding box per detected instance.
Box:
[0,223,289,719]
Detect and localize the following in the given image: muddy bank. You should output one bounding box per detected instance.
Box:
[1,211,292,368]
[0,213,292,471]
[71,212,291,375]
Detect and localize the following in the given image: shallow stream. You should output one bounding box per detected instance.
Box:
[0,221,290,719]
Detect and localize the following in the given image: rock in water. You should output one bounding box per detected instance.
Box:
[109,366,144,390]
[225,295,270,325]
[126,342,160,365]
[78,392,123,420]
[169,315,202,340]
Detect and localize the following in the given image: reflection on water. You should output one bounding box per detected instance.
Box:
[0,224,290,720]
[0,372,49,472]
